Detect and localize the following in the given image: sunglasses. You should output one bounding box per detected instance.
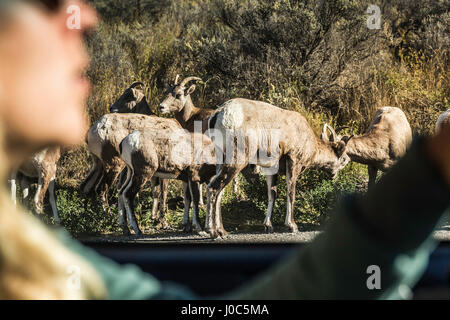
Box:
[37,0,63,11]
[20,0,63,12]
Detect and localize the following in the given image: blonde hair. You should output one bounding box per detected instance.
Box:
[0,126,107,300]
[0,2,106,299]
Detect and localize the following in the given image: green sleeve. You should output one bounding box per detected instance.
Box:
[227,137,450,299]
[55,231,197,300]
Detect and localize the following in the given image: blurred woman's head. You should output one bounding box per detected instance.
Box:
[0,0,97,165]
[0,0,105,299]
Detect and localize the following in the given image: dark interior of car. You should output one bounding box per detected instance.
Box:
[83,241,450,298]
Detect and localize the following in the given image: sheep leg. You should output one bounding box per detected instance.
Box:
[158,179,170,229]
[117,166,133,235]
[122,170,148,236]
[151,177,161,221]
[20,176,30,201]
[368,166,378,190]
[116,168,128,190]
[182,181,192,233]
[215,189,225,236]
[264,174,278,233]
[198,183,204,206]
[206,164,246,239]
[232,176,239,194]
[98,165,122,208]
[34,172,50,215]
[285,159,300,233]
[10,172,17,206]
[188,180,203,233]
[81,155,103,195]
[48,176,60,224]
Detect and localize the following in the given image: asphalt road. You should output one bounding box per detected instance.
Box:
[81,224,450,244]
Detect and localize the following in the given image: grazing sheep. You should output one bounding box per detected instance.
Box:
[339,107,412,189]
[205,98,352,238]
[10,146,61,224]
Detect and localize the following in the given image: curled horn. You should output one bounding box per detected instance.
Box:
[174,74,180,86]
[129,82,145,89]
[322,123,337,142]
[335,126,349,133]
[180,76,202,87]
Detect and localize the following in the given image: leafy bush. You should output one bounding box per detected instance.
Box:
[49,0,449,235]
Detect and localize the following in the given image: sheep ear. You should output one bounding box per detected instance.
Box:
[332,142,346,157]
[132,88,144,101]
[186,84,196,96]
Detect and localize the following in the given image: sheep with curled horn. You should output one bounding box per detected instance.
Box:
[159,75,260,206]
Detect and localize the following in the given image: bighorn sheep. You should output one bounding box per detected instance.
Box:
[436,109,450,134]
[205,99,352,238]
[84,113,181,229]
[118,128,217,235]
[158,75,259,203]
[81,82,181,228]
[336,107,412,189]
[10,146,61,224]
[81,82,154,201]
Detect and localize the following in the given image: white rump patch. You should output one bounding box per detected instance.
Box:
[89,116,113,157]
[216,100,244,130]
[121,131,141,167]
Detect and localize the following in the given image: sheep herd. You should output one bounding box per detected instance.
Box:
[10,76,450,239]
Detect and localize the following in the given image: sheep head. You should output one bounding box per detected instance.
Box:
[159,75,202,114]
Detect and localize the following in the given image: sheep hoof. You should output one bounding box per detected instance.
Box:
[183,224,192,233]
[209,230,220,239]
[218,228,228,238]
[192,225,203,234]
